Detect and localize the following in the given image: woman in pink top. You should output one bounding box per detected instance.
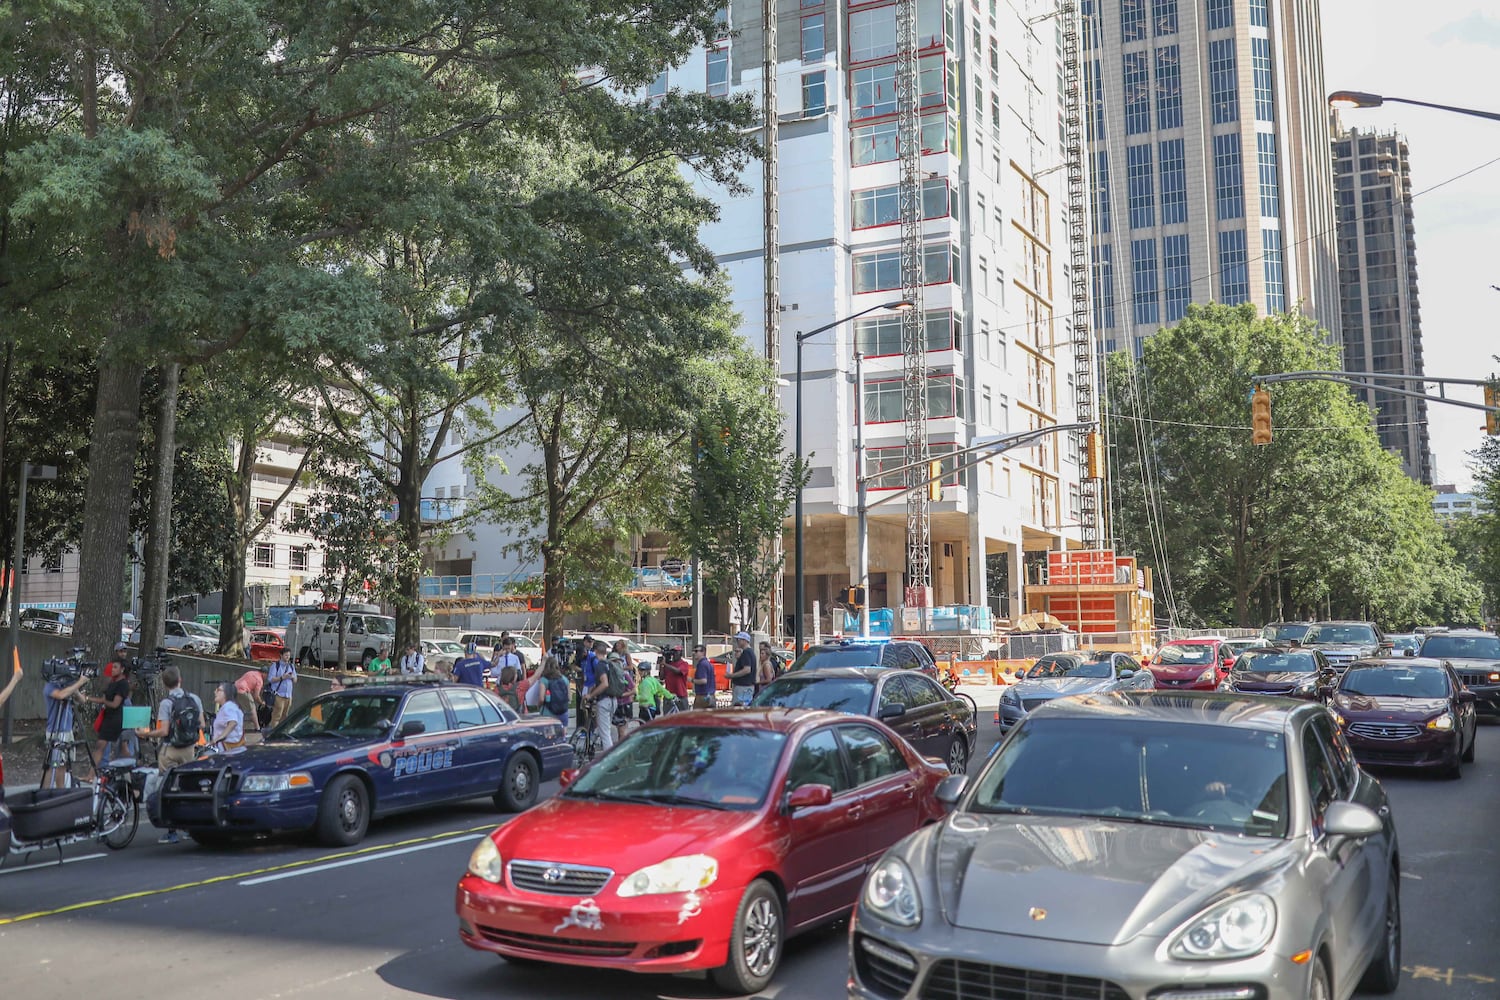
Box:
[235,669,266,733]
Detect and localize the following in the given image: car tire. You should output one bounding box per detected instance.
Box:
[945,735,969,775]
[495,754,539,813]
[1359,868,1402,994]
[710,878,783,995]
[1309,956,1331,1000]
[1462,730,1476,763]
[316,774,370,846]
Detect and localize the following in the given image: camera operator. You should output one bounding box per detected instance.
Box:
[42,656,90,788]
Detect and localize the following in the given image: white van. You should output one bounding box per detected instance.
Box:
[288,609,396,667]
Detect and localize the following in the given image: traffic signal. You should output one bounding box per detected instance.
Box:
[845,586,867,607]
[927,460,943,501]
[1485,380,1499,436]
[1085,431,1104,479]
[1251,385,1272,446]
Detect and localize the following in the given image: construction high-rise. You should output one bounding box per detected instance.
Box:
[1082,0,1341,354]
[1331,123,1432,483]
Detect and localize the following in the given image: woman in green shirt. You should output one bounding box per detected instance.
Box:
[367,643,393,674]
[635,665,670,721]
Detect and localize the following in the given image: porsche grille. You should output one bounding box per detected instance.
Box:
[920,959,1130,1000]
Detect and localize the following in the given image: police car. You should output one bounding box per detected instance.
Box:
[158,680,570,846]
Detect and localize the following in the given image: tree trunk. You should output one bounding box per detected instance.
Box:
[541,539,566,643]
[394,456,423,656]
[0,340,11,622]
[75,358,146,663]
[139,362,180,654]
[219,435,255,656]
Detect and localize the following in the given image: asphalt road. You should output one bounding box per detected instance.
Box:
[1,703,1496,1000]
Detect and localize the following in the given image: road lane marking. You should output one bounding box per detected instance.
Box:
[0,824,496,926]
[239,834,483,886]
[0,853,108,877]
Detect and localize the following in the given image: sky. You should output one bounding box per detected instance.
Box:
[1319,2,1500,491]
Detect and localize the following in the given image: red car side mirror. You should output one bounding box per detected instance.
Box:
[786,783,832,810]
[558,768,579,790]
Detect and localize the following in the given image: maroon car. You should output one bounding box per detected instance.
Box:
[1147,640,1231,690]
[1329,658,1478,778]
[1219,646,1337,700]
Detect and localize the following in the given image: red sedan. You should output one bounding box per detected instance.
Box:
[455,709,949,992]
[1147,638,1235,690]
[248,629,286,662]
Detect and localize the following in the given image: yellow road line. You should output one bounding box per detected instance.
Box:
[0,823,494,926]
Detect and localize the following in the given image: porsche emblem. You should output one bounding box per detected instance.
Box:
[1029,907,1047,921]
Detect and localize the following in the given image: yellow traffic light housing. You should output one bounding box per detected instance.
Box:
[1485,380,1499,436]
[1085,432,1104,479]
[927,459,943,501]
[1251,385,1273,446]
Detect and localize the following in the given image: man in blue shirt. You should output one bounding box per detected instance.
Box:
[452,643,489,686]
[576,636,600,692]
[692,644,716,710]
[43,667,89,788]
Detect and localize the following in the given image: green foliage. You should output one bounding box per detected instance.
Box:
[1107,303,1481,628]
[1462,436,1500,620]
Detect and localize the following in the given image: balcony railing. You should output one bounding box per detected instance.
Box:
[420,567,693,599]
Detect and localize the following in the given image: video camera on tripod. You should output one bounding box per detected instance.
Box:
[41,647,98,683]
[132,646,172,679]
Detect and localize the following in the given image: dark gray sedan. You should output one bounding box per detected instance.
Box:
[996,651,1153,731]
[849,692,1400,1000]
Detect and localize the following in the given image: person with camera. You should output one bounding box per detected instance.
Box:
[42,656,90,788]
[659,646,691,712]
[267,648,297,727]
[86,654,133,768]
[134,665,203,845]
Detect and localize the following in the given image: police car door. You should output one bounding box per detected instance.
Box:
[444,688,511,796]
[385,690,464,807]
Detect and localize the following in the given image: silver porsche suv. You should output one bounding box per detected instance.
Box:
[848,691,1400,1000]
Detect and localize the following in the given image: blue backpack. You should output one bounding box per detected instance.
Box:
[546,677,570,715]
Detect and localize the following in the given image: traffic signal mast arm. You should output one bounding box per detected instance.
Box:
[1256,370,1500,415]
[860,422,1096,511]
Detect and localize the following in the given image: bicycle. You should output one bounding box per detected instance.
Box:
[940,667,980,721]
[570,701,603,768]
[19,736,141,856]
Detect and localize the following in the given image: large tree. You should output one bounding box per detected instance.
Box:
[1106,303,1479,627]
[6,0,750,665]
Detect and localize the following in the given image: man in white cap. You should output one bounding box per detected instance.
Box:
[728,632,756,706]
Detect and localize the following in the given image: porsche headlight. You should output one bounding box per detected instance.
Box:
[1197,667,1218,683]
[1167,892,1276,960]
[238,772,313,793]
[1426,712,1454,731]
[617,854,718,897]
[864,857,922,927]
[467,838,503,883]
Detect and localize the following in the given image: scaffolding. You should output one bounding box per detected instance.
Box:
[896,0,930,603]
[763,0,783,635]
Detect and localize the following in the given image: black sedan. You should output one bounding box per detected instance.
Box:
[1416,629,1500,717]
[751,667,977,773]
[1329,658,1477,777]
[159,680,572,846]
[1218,646,1337,700]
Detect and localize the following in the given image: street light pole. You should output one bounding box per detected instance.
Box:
[5,462,30,745]
[855,351,871,639]
[1328,90,1500,123]
[792,299,913,654]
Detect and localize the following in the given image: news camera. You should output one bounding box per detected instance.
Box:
[42,647,98,683]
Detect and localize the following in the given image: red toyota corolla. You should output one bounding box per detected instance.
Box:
[455,708,950,992]
[1148,638,1233,690]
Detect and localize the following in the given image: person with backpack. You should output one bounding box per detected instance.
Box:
[134,665,203,845]
[267,649,297,727]
[539,656,571,724]
[608,643,635,740]
[583,648,628,754]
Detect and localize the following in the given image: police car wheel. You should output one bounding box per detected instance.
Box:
[316,775,369,846]
[495,754,539,812]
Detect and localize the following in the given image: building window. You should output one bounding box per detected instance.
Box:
[978,256,989,295]
[1207,0,1233,30]
[851,120,898,164]
[1087,59,1105,139]
[647,70,667,103]
[990,93,1001,133]
[802,71,826,114]
[1126,144,1155,229]
[1153,0,1177,35]
[1249,0,1267,27]
[854,310,960,356]
[866,442,965,489]
[706,46,729,97]
[852,180,951,228]
[1257,132,1280,219]
[1131,238,1159,326]
[256,497,276,521]
[1120,0,1145,41]
[1093,244,1116,329]
[981,386,994,426]
[1093,150,1112,233]
[254,543,275,569]
[1163,233,1191,322]
[849,5,897,63]
[850,63,897,119]
[977,319,990,360]
[1155,45,1181,129]
[1251,37,1274,121]
[1159,137,1186,224]
[1217,228,1249,305]
[852,244,959,293]
[289,546,310,572]
[1213,132,1244,221]
[1123,52,1150,135]
[863,374,967,423]
[802,13,825,60]
[1208,38,1237,123]
[1263,228,1285,313]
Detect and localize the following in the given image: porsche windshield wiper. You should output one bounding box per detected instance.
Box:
[630,792,733,810]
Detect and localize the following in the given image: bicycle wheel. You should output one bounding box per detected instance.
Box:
[570,727,591,768]
[99,786,140,850]
[955,692,979,720]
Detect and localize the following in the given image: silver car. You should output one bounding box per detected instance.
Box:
[849,691,1400,1000]
[997,651,1153,731]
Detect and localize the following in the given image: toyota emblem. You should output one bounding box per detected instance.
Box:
[542,867,567,883]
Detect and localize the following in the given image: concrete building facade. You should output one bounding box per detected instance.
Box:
[1332,123,1432,484]
[1083,0,1341,355]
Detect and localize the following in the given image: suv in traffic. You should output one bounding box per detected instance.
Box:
[1416,628,1500,717]
[1301,620,1389,671]
[788,638,938,678]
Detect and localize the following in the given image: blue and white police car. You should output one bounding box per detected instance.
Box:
[159,680,570,846]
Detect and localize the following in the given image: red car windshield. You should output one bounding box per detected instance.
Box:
[568,727,788,811]
[1156,644,1214,665]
